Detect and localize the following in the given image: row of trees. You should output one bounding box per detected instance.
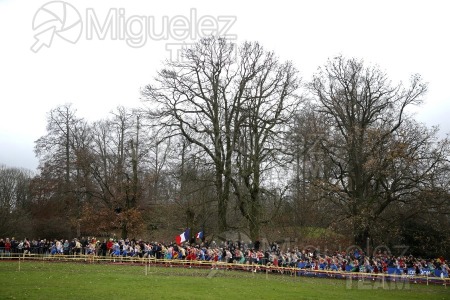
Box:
[2,37,449,256]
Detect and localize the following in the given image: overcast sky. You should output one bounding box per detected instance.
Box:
[1,0,449,171]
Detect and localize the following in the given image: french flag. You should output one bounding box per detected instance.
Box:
[176,228,190,245]
[196,231,203,239]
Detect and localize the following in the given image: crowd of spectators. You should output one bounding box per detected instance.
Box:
[0,237,448,278]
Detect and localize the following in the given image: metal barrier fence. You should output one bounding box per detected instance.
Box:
[1,252,449,287]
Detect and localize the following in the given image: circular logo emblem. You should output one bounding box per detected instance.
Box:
[31,1,82,52]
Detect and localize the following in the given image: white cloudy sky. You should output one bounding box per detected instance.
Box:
[1,0,449,171]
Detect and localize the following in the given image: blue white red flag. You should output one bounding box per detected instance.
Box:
[196,231,203,239]
[176,228,190,245]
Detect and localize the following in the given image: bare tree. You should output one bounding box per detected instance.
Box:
[88,107,144,238]
[34,104,90,236]
[286,104,330,227]
[231,46,299,240]
[0,165,33,236]
[143,37,245,233]
[308,56,450,247]
[142,37,300,240]
[35,104,81,183]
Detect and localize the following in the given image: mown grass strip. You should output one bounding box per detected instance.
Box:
[0,261,448,300]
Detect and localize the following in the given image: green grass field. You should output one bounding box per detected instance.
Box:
[0,260,448,299]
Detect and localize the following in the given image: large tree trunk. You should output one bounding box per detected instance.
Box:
[216,168,228,232]
[248,195,261,242]
[354,223,370,251]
